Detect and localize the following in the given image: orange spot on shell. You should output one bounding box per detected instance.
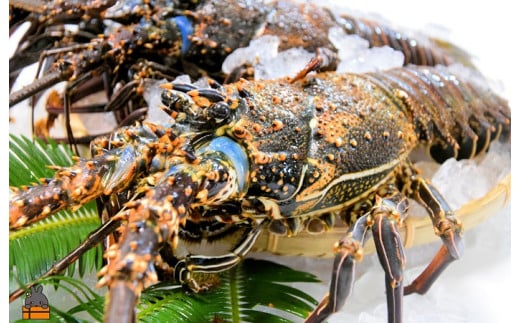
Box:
[272,120,284,131]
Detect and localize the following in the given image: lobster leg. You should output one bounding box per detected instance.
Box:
[9,69,70,107]
[371,194,408,323]
[305,192,408,323]
[104,60,184,113]
[9,42,94,107]
[290,47,338,83]
[404,177,464,295]
[104,80,142,113]
[173,219,267,291]
[62,68,107,153]
[304,214,369,323]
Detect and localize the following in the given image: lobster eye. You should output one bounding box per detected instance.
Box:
[207,102,231,121]
[161,89,175,108]
[161,90,192,113]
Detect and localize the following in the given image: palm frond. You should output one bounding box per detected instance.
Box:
[9,135,102,291]
[12,259,319,322]
[75,259,319,322]
[9,135,74,186]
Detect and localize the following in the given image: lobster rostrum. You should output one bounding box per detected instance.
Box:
[9,0,474,147]
[9,62,510,322]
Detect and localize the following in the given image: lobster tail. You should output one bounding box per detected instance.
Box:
[363,65,510,163]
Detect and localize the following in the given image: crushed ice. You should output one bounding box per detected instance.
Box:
[328,27,405,73]
[221,26,405,81]
[221,35,281,75]
[431,141,510,209]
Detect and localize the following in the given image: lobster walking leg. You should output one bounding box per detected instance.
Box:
[306,191,408,323]
[304,214,369,323]
[62,70,106,153]
[404,177,464,295]
[174,219,267,291]
[371,194,408,323]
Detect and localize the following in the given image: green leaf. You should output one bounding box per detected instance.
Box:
[38,259,319,322]
[137,259,319,322]
[9,135,74,186]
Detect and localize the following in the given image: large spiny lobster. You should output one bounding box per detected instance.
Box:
[10,60,510,322]
[9,0,474,149]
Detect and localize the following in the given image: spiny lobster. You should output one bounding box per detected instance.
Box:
[9,61,510,322]
[9,0,473,148]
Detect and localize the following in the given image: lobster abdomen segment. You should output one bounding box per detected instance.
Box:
[362,65,510,163]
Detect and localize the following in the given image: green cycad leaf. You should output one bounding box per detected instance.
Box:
[17,259,319,322]
[236,259,319,321]
[9,135,102,292]
[137,259,319,323]
[9,135,74,186]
